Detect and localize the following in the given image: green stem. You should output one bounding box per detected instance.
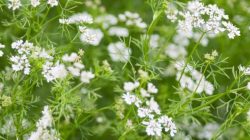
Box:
[144,10,164,62]
[192,62,210,95]
[177,32,206,83]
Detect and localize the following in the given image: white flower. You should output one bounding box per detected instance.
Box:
[0,51,3,57]
[118,11,147,29]
[197,123,219,139]
[108,26,129,37]
[165,4,179,22]
[165,44,187,59]
[140,88,150,97]
[149,34,160,48]
[11,40,34,55]
[173,33,190,47]
[95,14,118,29]
[62,53,79,62]
[28,106,60,140]
[239,65,250,75]
[80,28,103,46]
[67,66,81,77]
[138,107,153,118]
[123,81,139,92]
[108,42,131,62]
[203,81,214,95]
[222,21,240,39]
[142,119,162,136]
[36,106,53,129]
[0,44,5,57]
[51,63,68,79]
[10,55,30,75]
[80,71,95,83]
[146,98,161,114]
[32,48,53,60]
[42,62,68,82]
[8,0,22,10]
[158,115,177,137]
[59,12,93,24]
[177,1,240,39]
[74,62,84,69]
[147,83,158,94]
[247,82,250,90]
[67,62,84,77]
[31,0,40,7]
[122,92,136,105]
[47,0,58,7]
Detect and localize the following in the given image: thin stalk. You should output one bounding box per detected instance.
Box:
[177,32,206,83]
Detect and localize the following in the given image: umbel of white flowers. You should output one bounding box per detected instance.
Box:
[122,81,177,137]
[165,0,240,39]
[28,106,60,140]
[8,0,59,10]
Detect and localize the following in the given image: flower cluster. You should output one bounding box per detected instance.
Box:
[10,40,33,75]
[80,28,103,46]
[28,106,60,140]
[239,65,250,75]
[59,12,93,25]
[122,80,177,137]
[108,26,129,37]
[8,0,58,10]
[118,11,147,29]
[42,52,95,83]
[177,0,240,39]
[165,3,179,23]
[59,12,105,46]
[95,14,118,29]
[42,61,68,82]
[175,61,214,95]
[10,40,52,75]
[108,42,131,62]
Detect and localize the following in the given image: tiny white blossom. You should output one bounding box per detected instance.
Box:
[147,83,158,94]
[108,42,131,62]
[42,62,68,82]
[108,26,129,37]
[31,0,40,7]
[222,21,240,39]
[165,44,187,59]
[0,44,5,57]
[140,88,150,97]
[62,53,79,62]
[28,106,60,140]
[95,14,118,29]
[80,71,95,83]
[47,0,58,7]
[122,92,136,105]
[146,98,161,114]
[59,12,93,24]
[142,119,162,136]
[118,11,147,29]
[149,34,160,48]
[138,107,153,118]
[80,28,103,46]
[8,0,22,10]
[123,81,139,92]
[158,115,177,137]
[247,82,250,90]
